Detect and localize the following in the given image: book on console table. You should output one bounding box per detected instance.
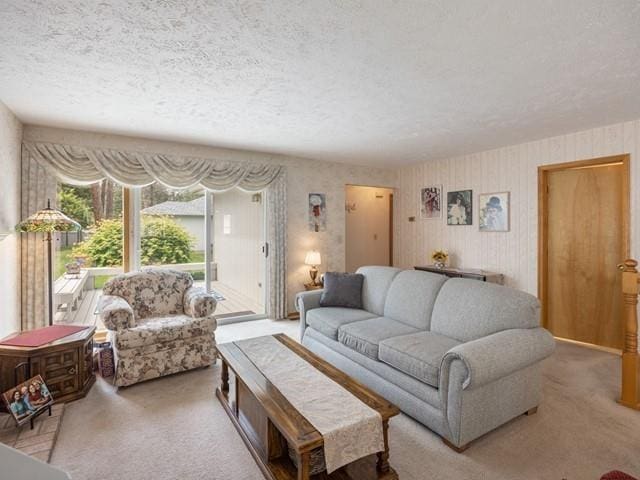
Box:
[414,265,504,284]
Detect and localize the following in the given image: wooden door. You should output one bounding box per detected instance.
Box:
[543,158,628,349]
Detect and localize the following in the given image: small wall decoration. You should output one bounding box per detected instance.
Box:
[447,190,472,225]
[345,201,356,214]
[479,192,510,232]
[309,193,327,232]
[2,374,53,426]
[420,185,442,219]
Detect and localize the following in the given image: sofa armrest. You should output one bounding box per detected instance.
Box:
[295,289,324,340]
[441,328,555,390]
[184,287,217,318]
[98,295,135,331]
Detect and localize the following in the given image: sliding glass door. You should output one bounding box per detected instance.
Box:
[135,185,267,320]
[139,184,206,282]
[210,189,266,319]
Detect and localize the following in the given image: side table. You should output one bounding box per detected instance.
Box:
[0,326,96,410]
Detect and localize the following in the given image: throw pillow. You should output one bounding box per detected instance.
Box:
[320,272,364,309]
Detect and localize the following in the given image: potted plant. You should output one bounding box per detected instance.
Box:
[431,249,448,269]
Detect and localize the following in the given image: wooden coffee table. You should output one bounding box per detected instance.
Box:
[216,334,399,480]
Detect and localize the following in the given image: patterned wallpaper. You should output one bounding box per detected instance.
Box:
[394,119,640,296]
[0,102,23,337]
[22,126,397,312]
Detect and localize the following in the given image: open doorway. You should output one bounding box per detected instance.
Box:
[345,185,394,273]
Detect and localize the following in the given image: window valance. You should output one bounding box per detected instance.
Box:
[23,141,283,191]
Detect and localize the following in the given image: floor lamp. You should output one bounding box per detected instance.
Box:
[17,200,81,327]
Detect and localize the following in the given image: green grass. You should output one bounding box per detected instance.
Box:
[190,251,205,263]
[55,246,76,279]
[56,246,205,286]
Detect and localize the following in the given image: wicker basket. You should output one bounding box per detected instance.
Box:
[287,443,326,475]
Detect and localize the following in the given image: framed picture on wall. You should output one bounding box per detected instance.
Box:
[479,192,510,232]
[308,193,327,232]
[419,185,442,219]
[447,190,472,225]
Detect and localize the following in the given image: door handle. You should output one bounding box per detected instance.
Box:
[262,243,269,258]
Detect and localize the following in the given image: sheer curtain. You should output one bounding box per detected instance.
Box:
[266,173,288,319]
[21,140,287,329]
[21,150,58,330]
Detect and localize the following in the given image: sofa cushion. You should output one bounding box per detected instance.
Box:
[304,327,441,409]
[307,307,377,340]
[320,272,364,309]
[356,266,402,316]
[430,278,540,342]
[113,314,216,350]
[338,317,419,360]
[379,331,460,387]
[383,270,448,329]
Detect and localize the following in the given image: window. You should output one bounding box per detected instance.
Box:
[223,214,231,235]
[139,184,206,282]
[54,180,123,327]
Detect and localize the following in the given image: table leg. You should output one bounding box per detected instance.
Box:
[376,420,390,473]
[297,451,310,480]
[221,359,229,395]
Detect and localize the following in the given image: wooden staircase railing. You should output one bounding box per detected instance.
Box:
[618,259,640,410]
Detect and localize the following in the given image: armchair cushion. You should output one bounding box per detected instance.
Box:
[184,287,217,318]
[99,295,135,331]
[113,314,217,350]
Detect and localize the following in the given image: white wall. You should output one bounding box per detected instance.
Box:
[0,102,23,338]
[395,119,640,295]
[345,185,393,272]
[173,216,205,251]
[23,126,397,312]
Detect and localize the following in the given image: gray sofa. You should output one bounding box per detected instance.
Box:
[296,266,555,450]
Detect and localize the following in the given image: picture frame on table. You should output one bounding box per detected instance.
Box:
[2,374,53,426]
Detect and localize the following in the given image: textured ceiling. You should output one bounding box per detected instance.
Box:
[1,1,639,167]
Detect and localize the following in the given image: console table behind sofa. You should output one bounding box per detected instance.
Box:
[414,266,504,284]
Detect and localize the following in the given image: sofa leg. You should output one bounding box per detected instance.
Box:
[442,438,469,453]
[525,406,538,416]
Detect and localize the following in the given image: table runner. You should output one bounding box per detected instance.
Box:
[234,336,384,473]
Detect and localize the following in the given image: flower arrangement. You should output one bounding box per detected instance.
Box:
[431,249,448,268]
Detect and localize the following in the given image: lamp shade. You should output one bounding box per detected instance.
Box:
[16,200,81,233]
[304,250,321,266]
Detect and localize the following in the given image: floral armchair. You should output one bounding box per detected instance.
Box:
[98,269,217,387]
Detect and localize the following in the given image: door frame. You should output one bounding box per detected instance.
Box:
[537,154,630,330]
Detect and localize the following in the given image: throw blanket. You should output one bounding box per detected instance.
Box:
[235,336,384,473]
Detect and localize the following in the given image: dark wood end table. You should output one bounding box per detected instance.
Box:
[0,326,96,410]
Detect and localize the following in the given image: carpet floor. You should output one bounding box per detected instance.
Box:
[51,319,640,480]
